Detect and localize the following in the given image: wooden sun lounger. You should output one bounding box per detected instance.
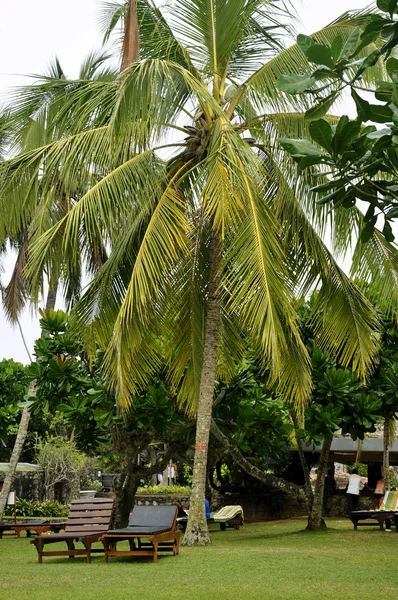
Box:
[0,519,66,539]
[31,497,114,563]
[99,505,181,564]
[349,510,396,531]
[177,504,243,532]
[213,505,244,530]
[350,491,398,532]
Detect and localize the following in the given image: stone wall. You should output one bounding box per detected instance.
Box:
[135,491,308,522]
[327,490,374,517]
[135,489,377,522]
[220,491,308,522]
[135,493,191,507]
[0,471,41,501]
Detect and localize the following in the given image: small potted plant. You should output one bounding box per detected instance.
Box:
[79,480,103,498]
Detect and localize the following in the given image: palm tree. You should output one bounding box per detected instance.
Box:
[0,52,118,522]
[1,1,398,542]
[1,51,117,314]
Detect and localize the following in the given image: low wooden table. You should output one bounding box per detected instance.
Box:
[0,520,67,539]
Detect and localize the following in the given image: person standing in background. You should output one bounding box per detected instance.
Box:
[323,469,337,517]
[374,477,385,509]
[346,468,364,513]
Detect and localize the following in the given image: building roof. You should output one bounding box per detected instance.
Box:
[0,462,42,472]
[301,437,398,465]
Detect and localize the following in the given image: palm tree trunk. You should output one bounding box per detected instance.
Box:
[121,0,139,71]
[383,417,390,492]
[182,233,221,546]
[0,400,31,520]
[306,435,333,531]
[0,283,58,521]
[45,279,58,311]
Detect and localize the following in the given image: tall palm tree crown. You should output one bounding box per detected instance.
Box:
[1,0,398,543]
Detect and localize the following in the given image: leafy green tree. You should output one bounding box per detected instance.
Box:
[35,433,92,502]
[278,2,398,242]
[1,0,397,544]
[211,362,294,492]
[28,309,194,525]
[211,343,382,530]
[301,347,381,529]
[27,309,105,452]
[0,359,29,460]
[367,315,398,489]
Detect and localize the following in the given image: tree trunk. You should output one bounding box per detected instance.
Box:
[114,433,179,527]
[291,411,314,509]
[114,426,140,527]
[296,438,314,510]
[45,280,58,311]
[182,234,221,546]
[159,444,169,487]
[114,469,142,528]
[0,405,31,520]
[306,435,333,531]
[383,417,390,492]
[121,0,139,71]
[211,419,306,505]
[149,445,158,487]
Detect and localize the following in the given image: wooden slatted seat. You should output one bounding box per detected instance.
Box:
[99,505,181,564]
[31,497,114,563]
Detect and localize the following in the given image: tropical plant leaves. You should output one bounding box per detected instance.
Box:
[276,74,316,95]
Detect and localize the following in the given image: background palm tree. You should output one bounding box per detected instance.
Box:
[0,52,118,521]
[1,0,398,542]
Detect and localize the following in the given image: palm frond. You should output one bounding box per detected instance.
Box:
[351,227,398,319]
[168,0,291,83]
[220,141,312,408]
[163,217,209,413]
[2,234,30,322]
[272,172,381,378]
[24,147,167,287]
[93,166,191,407]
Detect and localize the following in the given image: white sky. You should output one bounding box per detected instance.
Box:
[0,0,372,363]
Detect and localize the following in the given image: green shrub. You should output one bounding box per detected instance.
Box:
[136,485,191,495]
[81,479,103,492]
[347,464,368,477]
[4,498,68,518]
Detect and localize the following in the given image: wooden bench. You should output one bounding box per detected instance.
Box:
[31,497,114,563]
[99,505,181,564]
[350,491,398,532]
[0,519,66,539]
[350,510,396,531]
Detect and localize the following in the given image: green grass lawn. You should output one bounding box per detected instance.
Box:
[1,518,397,600]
